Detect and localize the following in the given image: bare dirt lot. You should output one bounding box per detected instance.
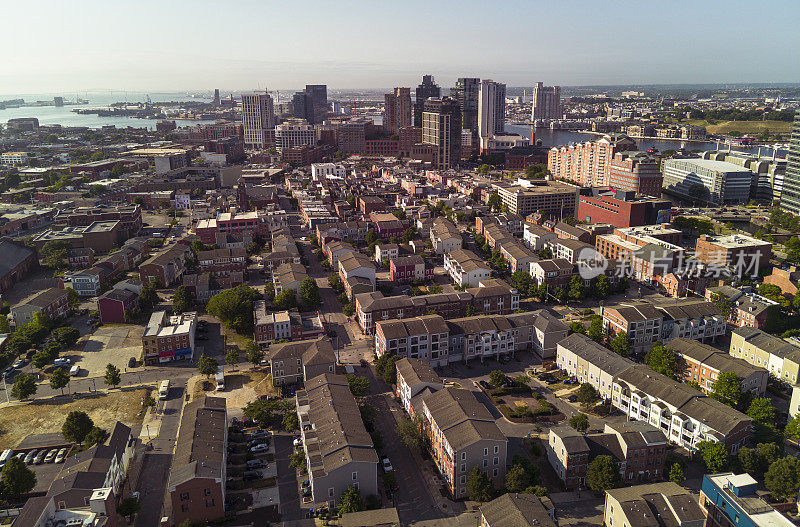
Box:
[190,370,277,418]
[0,388,150,449]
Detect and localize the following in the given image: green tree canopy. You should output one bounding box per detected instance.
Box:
[375,353,398,384]
[505,464,532,493]
[300,277,321,308]
[697,440,730,473]
[274,289,297,310]
[577,383,599,409]
[588,315,604,343]
[206,285,262,333]
[346,374,370,397]
[172,285,192,313]
[669,462,685,485]
[245,340,265,365]
[765,456,800,501]
[569,412,589,434]
[747,397,780,443]
[466,467,494,502]
[609,331,632,357]
[52,326,80,347]
[396,416,424,450]
[489,370,506,388]
[645,342,677,379]
[593,275,611,299]
[85,426,109,447]
[338,485,365,515]
[710,372,742,409]
[587,455,620,492]
[1,457,36,498]
[62,411,94,444]
[11,374,37,400]
[49,367,70,395]
[104,364,121,388]
[197,354,219,377]
[569,321,586,335]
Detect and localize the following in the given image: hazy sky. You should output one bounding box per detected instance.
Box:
[2,0,798,94]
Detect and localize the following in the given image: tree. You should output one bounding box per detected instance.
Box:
[245,340,265,365]
[138,281,159,312]
[505,464,532,493]
[197,354,219,377]
[346,374,370,397]
[466,467,494,502]
[487,194,502,212]
[172,286,192,313]
[785,414,800,442]
[85,426,109,447]
[577,383,599,409]
[300,277,321,308]
[282,409,299,432]
[104,364,121,388]
[40,240,70,269]
[62,411,94,444]
[587,455,620,492]
[117,497,140,518]
[609,331,632,357]
[489,370,506,388]
[568,413,589,434]
[365,229,379,246]
[52,326,80,347]
[0,457,36,498]
[328,273,343,292]
[66,287,80,310]
[710,372,742,409]
[710,292,733,316]
[225,349,240,370]
[375,353,398,384]
[569,321,586,335]
[567,275,585,301]
[765,456,800,501]
[274,289,297,310]
[396,416,424,449]
[206,285,262,333]
[0,313,11,334]
[594,275,611,299]
[747,397,780,443]
[11,374,36,400]
[290,450,306,469]
[645,342,677,379]
[32,351,52,369]
[588,315,604,343]
[338,485,365,515]
[50,367,70,395]
[669,462,685,485]
[697,440,730,473]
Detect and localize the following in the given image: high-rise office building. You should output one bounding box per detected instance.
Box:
[292,91,313,123]
[414,75,441,128]
[241,93,275,150]
[213,89,220,105]
[422,97,462,169]
[478,79,506,149]
[782,110,800,214]
[450,77,480,139]
[384,87,412,134]
[531,82,561,121]
[305,84,328,124]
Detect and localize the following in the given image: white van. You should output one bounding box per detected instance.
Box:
[158,380,170,400]
[215,368,225,391]
[69,365,80,376]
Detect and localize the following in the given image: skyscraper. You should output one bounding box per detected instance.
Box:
[414,75,441,128]
[384,87,412,134]
[305,84,328,124]
[422,97,462,169]
[213,89,220,106]
[531,82,561,121]
[478,79,506,149]
[292,91,313,123]
[450,77,480,139]
[782,110,800,213]
[241,92,275,149]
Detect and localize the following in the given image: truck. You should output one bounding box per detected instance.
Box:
[215,367,225,391]
[158,380,170,400]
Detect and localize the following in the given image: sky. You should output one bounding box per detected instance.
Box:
[1,0,798,94]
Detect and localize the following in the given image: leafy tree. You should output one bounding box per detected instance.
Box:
[300,277,321,308]
[85,426,109,447]
[206,285,262,333]
[62,410,94,444]
[117,497,140,518]
[0,457,36,498]
[588,315,604,343]
[138,281,159,312]
[710,292,733,316]
[245,340,265,365]
[593,275,611,299]
[609,331,632,357]
[274,289,297,310]
[567,275,585,301]
[172,285,192,313]
[338,485,365,515]
[32,351,52,369]
[587,455,620,492]
[346,374,370,397]
[197,354,219,377]
[747,397,780,443]
[375,353,398,384]
[40,240,70,269]
[365,229,379,246]
[645,342,677,379]
[290,450,306,469]
[50,367,70,395]
[466,467,494,502]
[11,374,36,400]
[669,462,685,485]
[396,416,424,449]
[489,370,506,387]
[577,383,599,409]
[784,414,800,441]
[104,364,121,388]
[505,464,532,493]
[765,456,800,501]
[710,372,741,409]
[225,349,240,370]
[67,288,80,310]
[0,314,10,334]
[568,412,589,433]
[569,321,586,335]
[487,194,502,212]
[697,440,730,472]
[328,272,343,292]
[52,326,80,347]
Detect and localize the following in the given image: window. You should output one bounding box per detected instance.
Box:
[494,445,499,454]
[461,452,466,460]
[484,448,488,456]
[204,488,211,496]
[352,472,358,480]
[181,505,189,513]
[180,492,190,501]
[329,488,335,498]
[461,463,466,472]
[494,457,499,465]
[460,475,466,484]
[483,459,488,467]
[493,468,498,477]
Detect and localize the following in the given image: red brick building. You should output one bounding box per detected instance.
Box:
[609,152,663,197]
[97,288,138,324]
[390,255,433,283]
[576,188,672,228]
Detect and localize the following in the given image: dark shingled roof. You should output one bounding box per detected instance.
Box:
[480,493,556,527]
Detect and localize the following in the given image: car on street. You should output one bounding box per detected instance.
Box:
[242,470,262,481]
[54,357,71,367]
[250,443,269,453]
[478,380,492,390]
[381,456,393,473]
[24,450,37,464]
[54,448,67,463]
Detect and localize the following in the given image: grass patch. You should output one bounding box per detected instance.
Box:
[0,388,151,450]
[684,119,792,135]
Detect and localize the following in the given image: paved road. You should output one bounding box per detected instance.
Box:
[274,433,303,521]
[135,383,186,527]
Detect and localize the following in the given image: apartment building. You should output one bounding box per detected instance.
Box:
[197,248,247,278]
[272,262,308,295]
[529,258,575,288]
[480,493,556,527]
[492,180,579,216]
[576,188,671,228]
[700,473,794,527]
[523,222,557,251]
[169,397,227,526]
[547,133,637,186]
[69,266,104,297]
[669,338,767,395]
[705,285,779,329]
[729,327,800,384]
[499,242,538,273]
[605,482,705,527]
[556,333,634,400]
[374,243,399,264]
[430,218,462,255]
[241,93,275,149]
[339,252,376,299]
[694,234,773,274]
[139,245,189,286]
[275,118,316,150]
[547,238,594,264]
[395,358,444,418]
[97,288,138,324]
[266,338,336,386]
[546,426,589,489]
[420,388,507,499]
[444,249,490,287]
[295,374,379,507]
[390,255,433,283]
[53,204,142,236]
[11,287,71,325]
[608,152,664,197]
[142,311,197,364]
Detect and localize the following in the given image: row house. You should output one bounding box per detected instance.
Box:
[139,245,190,287]
[477,214,524,237]
[316,221,370,247]
[262,230,301,271]
[70,266,105,297]
[142,311,197,364]
[605,482,704,527]
[430,218,462,255]
[499,242,538,273]
[729,327,800,385]
[553,221,593,243]
[421,388,507,500]
[546,426,589,489]
[369,212,408,239]
[323,240,357,268]
[395,358,444,419]
[338,252,376,300]
[444,249,490,287]
[374,243,399,264]
[273,262,308,295]
[669,338,767,395]
[197,248,248,278]
[390,255,434,283]
[97,288,139,324]
[523,222,556,251]
[482,223,515,252]
[529,258,575,288]
[266,338,336,385]
[704,285,779,329]
[182,272,244,303]
[547,238,595,264]
[11,287,72,326]
[67,247,95,269]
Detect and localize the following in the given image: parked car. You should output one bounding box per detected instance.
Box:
[54,448,67,463]
[246,459,266,469]
[33,450,46,464]
[250,443,269,453]
[24,450,37,464]
[478,380,492,390]
[248,430,269,440]
[381,456,393,473]
[44,449,57,463]
[12,358,25,369]
[293,437,303,448]
[54,357,71,367]
[242,470,262,481]
[567,394,578,403]
[2,368,14,380]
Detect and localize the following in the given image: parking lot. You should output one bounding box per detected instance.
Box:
[224,423,279,520]
[69,324,144,377]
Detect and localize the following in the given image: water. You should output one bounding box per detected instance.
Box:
[0,91,217,130]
